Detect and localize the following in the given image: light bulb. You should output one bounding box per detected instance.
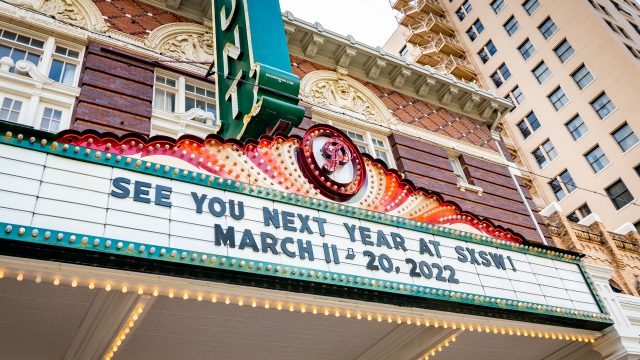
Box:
[71,280,77,287]
[88,281,95,289]
[16,273,23,281]
[105,283,111,291]
[53,278,60,286]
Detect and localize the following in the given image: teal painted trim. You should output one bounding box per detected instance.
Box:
[0,132,610,321]
[0,222,612,324]
[246,0,292,71]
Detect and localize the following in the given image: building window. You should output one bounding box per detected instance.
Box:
[590,92,615,119]
[565,114,589,140]
[625,44,640,59]
[48,46,80,86]
[185,83,216,116]
[531,139,557,168]
[504,16,520,36]
[400,45,411,62]
[0,28,43,72]
[553,39,575,63]
[345,128,393,165]
[612,122,639,151]
[518,39,536,60]
[538,17,558,39]
[548,87,569,110]
[517,111,541,139]
[153,75,177,112]
[617,24,632,39]
[491,63,511,87]
[571,64,595,90]
[507,85,526,105]
[636,163,640,177]
[629,21,640,35]
[456,0,473,20]
[39,107,62,132]
[491,0,506,14]
[478,40,497,63]
[549,169,576,200]
[467,19,485,41]
[522,0,541,15]
[449,156,469,185]
[567,203,592,223]
[612,0,634,16]
[584,145,609,172]
[0,97,23,122]
[606,179,634,210]
[532,61,552,84]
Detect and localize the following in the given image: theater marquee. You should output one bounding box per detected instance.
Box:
[0,124,611,330]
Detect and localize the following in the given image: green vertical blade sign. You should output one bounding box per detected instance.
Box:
[211,0,305,140]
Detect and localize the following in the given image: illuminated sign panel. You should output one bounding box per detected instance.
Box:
[0,125,611,330]
[211,0,304,140]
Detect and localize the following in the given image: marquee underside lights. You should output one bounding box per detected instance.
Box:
[0,263,601,345]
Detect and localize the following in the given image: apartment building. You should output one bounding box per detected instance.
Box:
[386,0,640,234]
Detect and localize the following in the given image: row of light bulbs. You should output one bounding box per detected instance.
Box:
[1,269,599,347]
[104,305,144,360]
[420,332,458,360]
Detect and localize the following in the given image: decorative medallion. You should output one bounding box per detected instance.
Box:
[298,125,365,201]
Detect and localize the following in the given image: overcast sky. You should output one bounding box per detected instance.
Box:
[278,0,398,47]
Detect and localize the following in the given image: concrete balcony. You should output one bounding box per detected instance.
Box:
[435,55,478,82]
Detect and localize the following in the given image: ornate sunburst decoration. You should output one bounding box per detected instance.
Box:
[300,70,398,129]
[5,0,108,32]
[57,125,526,244]
[145,23,214,64]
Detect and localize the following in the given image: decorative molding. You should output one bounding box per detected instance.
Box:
[14,59,54,85]
[145,22,213,63]
[4,0,108,32]
[300,70,399,129]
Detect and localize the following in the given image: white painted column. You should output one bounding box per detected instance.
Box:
[37,36,55,76]
[588,264,640,360]
[176,75,186,113]
[23,91,41,128]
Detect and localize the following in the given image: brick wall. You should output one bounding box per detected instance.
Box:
[72,42,155,135]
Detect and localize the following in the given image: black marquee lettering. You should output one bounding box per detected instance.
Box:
[390,232,407,251]
[207,197,226,217]
[455,246,468,263]
[214,224,235,247]
[228,200,244,220]
[110,177,131,198]
[428,239,441,258]
[281,211,296,232]
[297,214,313,234]
[489,252,506,270]
[478,251,491,267]
[343,223,357,242]
[133,181,152,203]
[281,237,296,258]
[238,229,259,252]
[420,238,434,256]
[359,226,373,246]
[313,217,327,236]
[376,230,392,249]
[154,185,172,207]
[466,247,481,265]
[263,208,280,228]
[297,239,314,260]
[191,192,207,213]
[260,232,279,254]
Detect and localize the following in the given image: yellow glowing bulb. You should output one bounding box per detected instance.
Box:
[168,291,174,298]
[367,314,372,321]
[406,318,412,325]
[128,321,134,327]
[89,281,95,289]
[289,305,295,312]
[356,313,362,320]
[53,278,60,286]
[212,296,217,303]
[132,314,139,321]
[137,287,144,295]
[346,311,351,318]
[445,341,449,347]
[431,350,436,356]
[105,283,111,291]
[434,320,439,328]
[460,324,465,331]
[237,299,243,306]
[437,345,442,352]
[312,307,317,314]
[277,303,283,311]
[0,270,4,279]
[35,275,42,284]
[301,306,306,313]
[387,316,393,323]
[334,310,340,317]
[417,319,422,326]
[508,329,514,335]
[183,293,189,300]
[116,340,122,346]
[251,300,257,308]
[121,286,127,293]
[120,334,126,341]
[516,329,521,336]
[451,336,456,342]
[152,289,159,297]
[224,297,230,304]
[324,308,329,316]
[16,273,23,281]
[264,302,270,309]
[124,327,130,334]
[113,346,118,352]
[198,294,203,302]
[377,315,382,322]
[485,326,490,333]
[452,323,457,329]
[396,317,402,324]
[68,279,76,287]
